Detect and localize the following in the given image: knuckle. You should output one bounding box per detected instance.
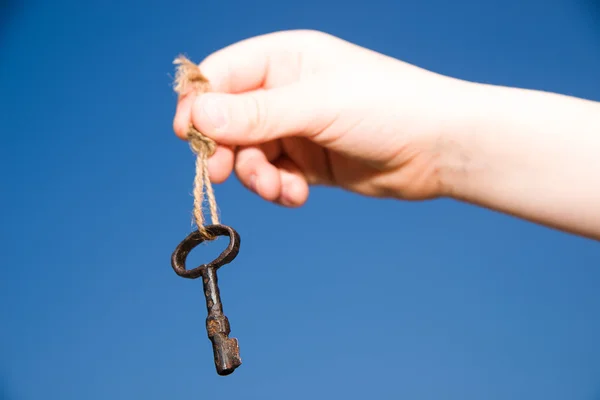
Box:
[242,91,269,140]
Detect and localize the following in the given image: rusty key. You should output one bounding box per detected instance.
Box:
[171,224,242,376]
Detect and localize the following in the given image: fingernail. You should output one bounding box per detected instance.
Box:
[279,184,296,207]
[249,174,257,192]
[198,95,228,131]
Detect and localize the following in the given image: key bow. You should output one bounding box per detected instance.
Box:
[171,224,240,279]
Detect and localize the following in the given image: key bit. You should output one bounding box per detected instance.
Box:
[203,264,241,374]
[171,224,242,376]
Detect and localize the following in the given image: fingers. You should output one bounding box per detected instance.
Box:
[172,30,334,205]
[235,146,309,207]
[173,79,335,146]
[235,145,281,202]
[272,157,310,207]
[173,92,235,184]
[173,90,195,140]
[206,145,235,184]
[197,30,322,93]
[172,31,311,140]
[173,80,329,198]
[190,83,335,147]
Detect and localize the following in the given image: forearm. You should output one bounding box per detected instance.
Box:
[442,82,600,240]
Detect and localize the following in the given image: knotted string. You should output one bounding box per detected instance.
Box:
[173,55,220,240]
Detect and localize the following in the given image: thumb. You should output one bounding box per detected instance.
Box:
[190,83,335,146]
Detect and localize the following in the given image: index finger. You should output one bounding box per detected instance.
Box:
[197,29,315,94]
[173,30,312,139]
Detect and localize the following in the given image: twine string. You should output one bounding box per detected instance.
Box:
[173,55,220,240]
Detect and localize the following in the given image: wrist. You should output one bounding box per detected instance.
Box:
[431,79,494,200]
[433,80,600,239]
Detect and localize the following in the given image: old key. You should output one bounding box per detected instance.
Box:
[171,224,242,376]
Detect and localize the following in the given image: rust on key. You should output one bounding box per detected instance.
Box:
[171,224,242,376]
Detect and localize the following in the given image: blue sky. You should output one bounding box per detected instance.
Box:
[1,0,600,399]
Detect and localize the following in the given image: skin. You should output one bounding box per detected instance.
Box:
[173,29,600,241]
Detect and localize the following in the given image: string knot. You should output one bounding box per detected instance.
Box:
[188,125,217,158]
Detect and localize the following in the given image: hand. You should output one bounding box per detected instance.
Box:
[172,29,471,207]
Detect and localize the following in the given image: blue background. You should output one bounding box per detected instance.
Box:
[1,0,600,399]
